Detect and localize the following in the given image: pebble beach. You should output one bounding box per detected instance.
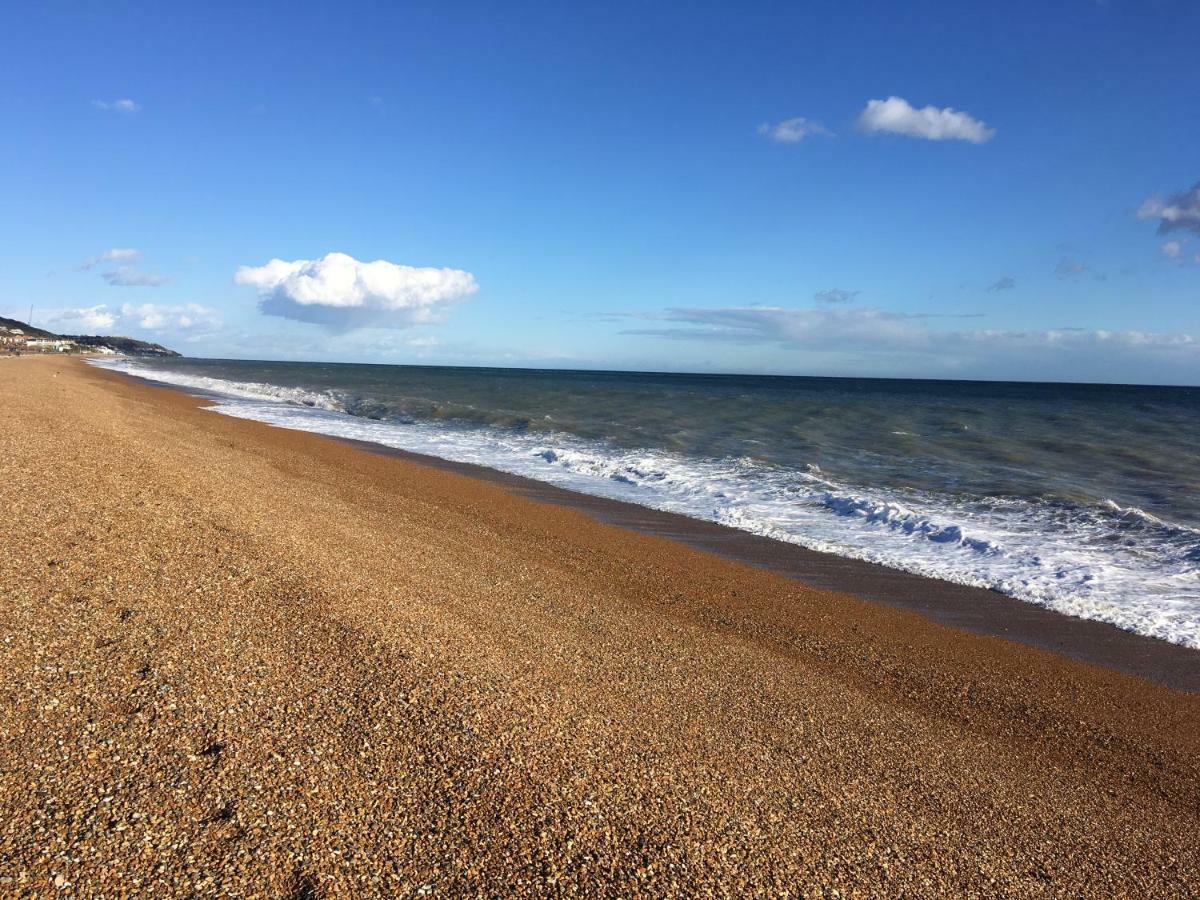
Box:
[2,356,1199,896]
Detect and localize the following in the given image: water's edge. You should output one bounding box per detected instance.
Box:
[95,361,1200,693]
[85,357,1200,650]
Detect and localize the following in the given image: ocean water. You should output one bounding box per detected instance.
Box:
[91,357,1200,649]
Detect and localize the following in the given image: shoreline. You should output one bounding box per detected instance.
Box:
[111,361,1200,693]
[5,356,1200,894]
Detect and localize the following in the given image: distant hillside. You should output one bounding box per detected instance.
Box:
[68,334,180,357]
[0,316,179,357]
[0,315,56,339]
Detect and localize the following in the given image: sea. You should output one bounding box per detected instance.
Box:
[91,357,1200,650]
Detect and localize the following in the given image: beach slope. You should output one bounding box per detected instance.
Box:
[2,357,1198,896]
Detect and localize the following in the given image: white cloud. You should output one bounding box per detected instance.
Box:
[120,302,219,331]
[102,266,170,287]
[758,117,832,143]
[814,288,859,304]
[621,306,1200,383]
[77,248,168,286]
[41,305,117,331]
[79,248,141,270]
[235,251,479,330]
[1162,241,1183,259]
[1139,183,1200,236]
[92,99,140,114]
[41,302,220,336]
[857,96,994,143]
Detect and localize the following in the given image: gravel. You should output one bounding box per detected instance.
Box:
[1,356,1198,897]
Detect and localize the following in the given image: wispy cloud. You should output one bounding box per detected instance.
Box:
[623,307,980,348]
[857,96,994,143]
[79,248,140,270]
[814,288,859,304]
[757,117,832,143]
[1055,257,1089,279]
[620,306,1199,382]
[92,98,140,114]
[987,276,1017,291]
[1138,182,1200,236]
[78,248,169,286]
[102,267,170,287]
[235,251,479,330]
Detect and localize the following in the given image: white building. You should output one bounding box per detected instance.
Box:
[25,338,75,352]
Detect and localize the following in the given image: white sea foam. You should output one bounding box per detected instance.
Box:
[109,363,346,411]
[91,357,1200,649]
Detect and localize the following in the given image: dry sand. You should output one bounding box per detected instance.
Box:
[1,356,1198,897]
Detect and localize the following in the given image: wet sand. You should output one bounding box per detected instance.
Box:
[2,356,1199,896]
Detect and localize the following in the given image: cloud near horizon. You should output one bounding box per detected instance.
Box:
[621,306,1199,382]
[758,117,832,143]
[235,251,479,330]
[40,302,220,337]
[857,96,994,143]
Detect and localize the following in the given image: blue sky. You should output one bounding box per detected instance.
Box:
[2,0,1197,383]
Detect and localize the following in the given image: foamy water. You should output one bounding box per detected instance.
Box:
[91,357,1200,649]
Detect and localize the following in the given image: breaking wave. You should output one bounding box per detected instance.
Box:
[90,357,1200,649]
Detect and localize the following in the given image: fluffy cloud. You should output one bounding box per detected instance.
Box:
[119,302,219,331]
[92,99,140,114]
[757,117,832,143]
[857,96,994,143]
[41,305,118,331]
[1138,183,1200,236]
[988,276,1017,291]
[79,248,140,270]
[621,306,1200,382]
[41,302,220,336]
[1162,241,1183,259]
[235,251,479,329]
[102,266,170,287]
[814,288,859,304]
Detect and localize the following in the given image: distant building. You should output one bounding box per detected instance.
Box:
[24,338,75,353]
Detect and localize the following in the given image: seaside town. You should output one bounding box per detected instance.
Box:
[0,325,102,355]
[0,318,178,357]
